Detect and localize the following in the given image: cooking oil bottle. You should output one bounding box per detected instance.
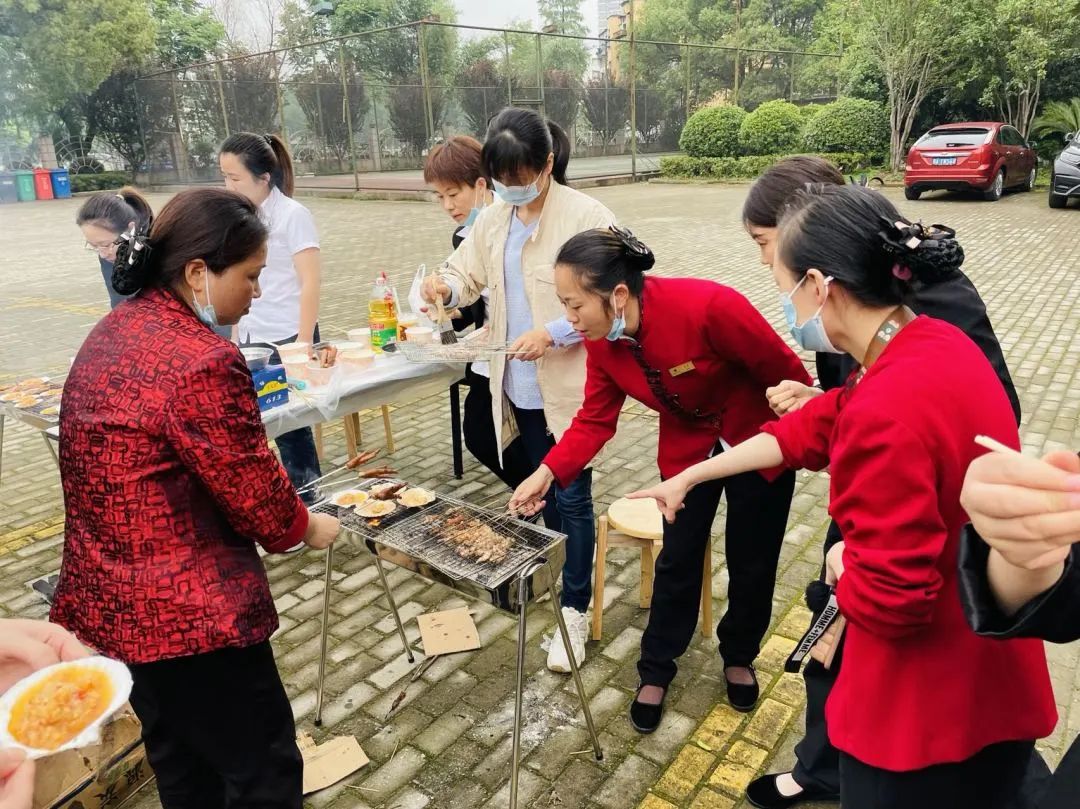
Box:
[368,272,398,353]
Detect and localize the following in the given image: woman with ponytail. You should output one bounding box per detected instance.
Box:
[52,187,339,809]
[507,226,811,733]
[421,107,616,674]
[219,132,323,500]
[76,187,153,308]
[631,186,1055,808]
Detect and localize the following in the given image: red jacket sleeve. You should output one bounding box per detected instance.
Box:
[163,345,309,552]
[705,287,812,389]
[544,347,627,488]
[760,387,841,471]
[830,411,947,639]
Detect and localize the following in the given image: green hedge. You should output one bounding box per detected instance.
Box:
[70,171,130,193]
[679,105,747,158]
[738,100,805,155]
[802,98,890,155]
[660,152,884,180]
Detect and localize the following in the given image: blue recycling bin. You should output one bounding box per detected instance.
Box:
[49,168,72,199]
[0,173,17,204]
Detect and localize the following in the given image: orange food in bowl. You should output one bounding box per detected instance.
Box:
[9,666,113,750]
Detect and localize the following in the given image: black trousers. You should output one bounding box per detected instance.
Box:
[792,519,845,793]
[638,464,795,687]
[793,521,1049,809]
[461,365,532,490]
[128,642,302,809]
[839,740,1034,809]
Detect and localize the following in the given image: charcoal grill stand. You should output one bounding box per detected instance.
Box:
[314,544,604,809]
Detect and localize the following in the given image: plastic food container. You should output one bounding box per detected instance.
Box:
[305,362,333,387]
[278,343,311,362]
[282,357,308,382]
[339,348,376,372]
[346,328,371,348]
[405,326,435,343]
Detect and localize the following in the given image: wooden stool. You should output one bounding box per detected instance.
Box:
[591,496,713,642]
[313,405,395,460]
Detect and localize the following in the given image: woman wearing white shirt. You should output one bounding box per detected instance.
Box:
[219,133,322,499]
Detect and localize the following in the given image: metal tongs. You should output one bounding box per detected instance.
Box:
[296,449,394,499]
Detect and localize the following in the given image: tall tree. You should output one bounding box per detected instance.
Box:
[0,0,156,153]
[963,0,1080,137]
[847,0,977,170]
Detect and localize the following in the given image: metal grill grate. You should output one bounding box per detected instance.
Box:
[316,479,563,590]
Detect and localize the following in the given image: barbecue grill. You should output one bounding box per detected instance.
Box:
[312,479,602,809]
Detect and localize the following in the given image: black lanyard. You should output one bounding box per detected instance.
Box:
[620,295,725,432]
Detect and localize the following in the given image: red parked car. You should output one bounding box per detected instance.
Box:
[904,122,1037,201]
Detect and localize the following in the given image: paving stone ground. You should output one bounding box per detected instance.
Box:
[0,182,1077,809]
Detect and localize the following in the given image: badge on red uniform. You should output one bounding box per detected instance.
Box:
[668,361,695,377]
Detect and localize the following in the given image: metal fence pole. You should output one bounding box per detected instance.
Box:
[130,81,152,185]
[418,22,435,147]
[628,0,637,180]
[169,74,190,185]
[789,52,796,101]
[339,43,360,192]
[503,30,513,105]
[214,62,230,137]
[683,39,691,118]
[274,56,289,146]
[536,32,545,116]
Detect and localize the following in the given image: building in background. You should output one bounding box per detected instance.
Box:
[596,0,623,35]
[600,0,642,82]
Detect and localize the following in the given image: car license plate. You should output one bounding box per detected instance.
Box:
[932,157,956,166]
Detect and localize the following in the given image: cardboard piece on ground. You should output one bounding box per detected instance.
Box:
[416,607,481,656]
[33,708,151,809]
[298,732,369,794]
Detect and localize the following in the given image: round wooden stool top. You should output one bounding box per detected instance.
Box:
[607,497,664,541]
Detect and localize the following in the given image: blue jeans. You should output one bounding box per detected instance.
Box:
[511,404,595,613]
[245,329,322,504]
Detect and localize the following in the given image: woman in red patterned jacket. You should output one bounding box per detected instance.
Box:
[50,188,340,809]
[630,185,1054,808]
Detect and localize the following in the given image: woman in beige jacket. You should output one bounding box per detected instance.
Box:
[423,107,615,674]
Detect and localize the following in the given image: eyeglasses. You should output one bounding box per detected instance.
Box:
[84,240,116,255]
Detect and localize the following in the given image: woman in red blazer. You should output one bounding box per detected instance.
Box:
[52,188,340,809]
[631,185,1055,808]
[509,225,811,732]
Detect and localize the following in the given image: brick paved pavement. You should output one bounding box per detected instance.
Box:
[0,182,1077,809]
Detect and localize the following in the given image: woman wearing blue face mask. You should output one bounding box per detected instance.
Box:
[420,107,615,675]
[423,136,533,490]
[55,188,340,809]
[507,226,811,732]
[630,186,1054,809]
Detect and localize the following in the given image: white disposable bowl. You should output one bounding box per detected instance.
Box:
[405,326,435,343]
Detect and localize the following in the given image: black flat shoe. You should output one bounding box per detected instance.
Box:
[629,685,666,734]
[725,664,759,712]
[746,773,840,808]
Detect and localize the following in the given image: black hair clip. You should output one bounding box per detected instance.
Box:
[608,224,650,257]
[119,226,152,268]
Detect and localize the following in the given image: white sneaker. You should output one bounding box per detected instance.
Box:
[547,607,588,673]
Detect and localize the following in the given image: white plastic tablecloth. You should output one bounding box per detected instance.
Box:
[261,354,459,439]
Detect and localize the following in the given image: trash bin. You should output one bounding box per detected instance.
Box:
[0,173,17,204]
[49,168,72,199]
[15,170,35,202]
[33,168,54,200]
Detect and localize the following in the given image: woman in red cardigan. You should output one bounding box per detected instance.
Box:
[51,188,340,809]
[509,225,811,732]
[631,185,1055,808]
